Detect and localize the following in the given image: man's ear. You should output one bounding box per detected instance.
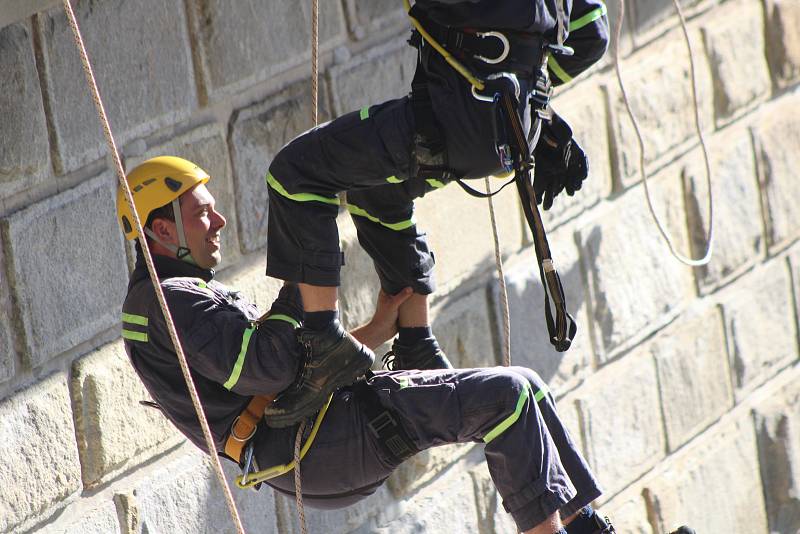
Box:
[150,218,176,244]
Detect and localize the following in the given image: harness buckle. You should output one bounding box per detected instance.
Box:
[471,72,521,102]
[229,415,258,443]
[474,31,510,64]
[367,411,397,438]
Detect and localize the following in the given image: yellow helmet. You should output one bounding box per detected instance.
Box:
[117,156,210,240]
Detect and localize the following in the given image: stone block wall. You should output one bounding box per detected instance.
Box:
[0,0,798,533]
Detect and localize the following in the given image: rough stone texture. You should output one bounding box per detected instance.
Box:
[650,307,733,451]
[792,247,800,345]
[0,0,59,29]
[328,37,417,115]
[194,0,345,100]
[576,350,665,498]
[346,0,406,36]
[469,461,519,534]
[388,443,474,500]
[608,28,714,187]
[416,179,525,293]
[646,417,769,534]
[38,500,120,534]
[752,95,800,251]
[579,171,694,357]
[0,374,82,533]
[71,341,184,488]
[753,378,800,534]
[683,125,763,293]
[0,22,50,199]
[721,260,797,400]
[547,83,613,224]
[0,243,16,383]
[38,0,196,173]
[378,450,484,533]
[604,487,653,534]
[432,286,496,369]
[764,0,800,88]
[628,0,702,42]
[130,449,279,533]
[1,174,128,367]
[229,80,331,253]
[338,212,383,331]
[490,225,592,394]
[135,123,242,269]
[701,0,771,125]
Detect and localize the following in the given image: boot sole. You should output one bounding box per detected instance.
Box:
[264,351,374,428]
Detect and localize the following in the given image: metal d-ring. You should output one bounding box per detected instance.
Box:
[474,31,510,64]
[470,72,521,102]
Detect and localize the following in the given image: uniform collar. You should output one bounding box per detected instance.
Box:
[130,242,215,288]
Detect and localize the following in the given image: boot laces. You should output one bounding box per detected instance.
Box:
[382,350,397,370]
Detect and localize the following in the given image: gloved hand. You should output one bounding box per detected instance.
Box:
[533,111,588,210]
[267,282,304,324]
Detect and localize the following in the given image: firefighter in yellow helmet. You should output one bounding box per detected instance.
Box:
[117,155,224,269]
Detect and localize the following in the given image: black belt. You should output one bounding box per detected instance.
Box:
[351,374,419,467]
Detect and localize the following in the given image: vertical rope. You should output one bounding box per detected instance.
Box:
[484,177,511,366]
[613,0,714,266]
[292,2,320,532]
[60,2,245,532]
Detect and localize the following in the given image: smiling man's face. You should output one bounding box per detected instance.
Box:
[178,184,226,269]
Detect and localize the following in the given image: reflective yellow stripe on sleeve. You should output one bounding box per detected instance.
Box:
[548,56,573,84]
[570,3,607,32]
[224,325,256,390]
[265,314,300,328]
[122,329,148,342]
[122,312,148,326]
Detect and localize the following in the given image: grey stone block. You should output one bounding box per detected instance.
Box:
[38,0,196,173]
[433,286,496,369]
[607,29,713,187]
[645,417,769,534]
[684,125,763,293]
[765,0,800,88]
[576,350,665,497]
[548,84,612,222]
[753,378,800,534]
[1,173,128,367]
[651,307,733,451]
[387,442,474,500]
[328,37,417,115]
[628,0,702,42]
[0,374,82,533]
[470,461,519,534]
[216,253,285,314]
[134,123,242,269]
[346,0,407,36]
[578,170,694,357]
[38,500,120,534]
[0,243,16,383]
[752,95,800,251]
[722,260,796,400]
[701,0,771,125]
[230,80,331,254]
[0,22,50,199]
[603,488,653,534]
[71,341,183,488]
[129,449,279,533]
[490,225,592,394]
[193,0,345,100]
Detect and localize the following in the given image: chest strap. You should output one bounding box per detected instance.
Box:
[224,394,275,462]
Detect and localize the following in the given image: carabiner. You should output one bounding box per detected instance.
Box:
[470,72,521,103]
[474,31,510,64]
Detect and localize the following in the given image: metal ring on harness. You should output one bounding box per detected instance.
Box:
[229,415,258,443]
[474,31,510,64]
[470,72,521,102]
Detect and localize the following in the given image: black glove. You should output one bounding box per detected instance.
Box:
[533,111,588,210]
[267,283,304,324]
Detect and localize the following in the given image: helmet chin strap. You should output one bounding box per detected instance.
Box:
[143,198,198,266]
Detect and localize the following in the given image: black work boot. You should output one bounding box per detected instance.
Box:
[382,336,453,370]
[668,527,696,534]
[264,320,374,428]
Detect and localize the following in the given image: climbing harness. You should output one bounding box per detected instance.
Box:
[613,0,714,266]
[404,0,577,352]
[60,2,246,533]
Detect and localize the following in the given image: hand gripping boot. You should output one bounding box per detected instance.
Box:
[265,320,374,428]
[382,336,453,371]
